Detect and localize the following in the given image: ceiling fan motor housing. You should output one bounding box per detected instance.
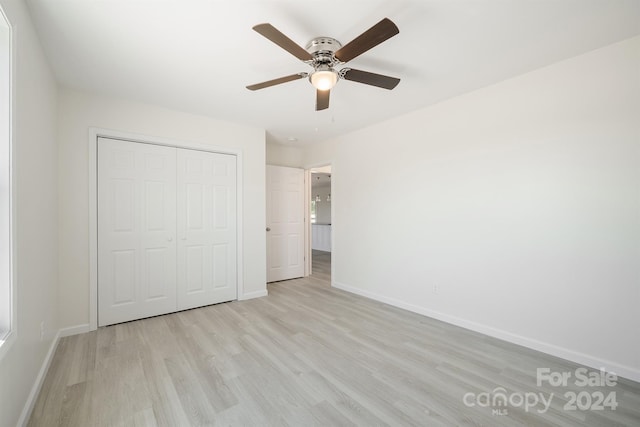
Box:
[306,37,343,67]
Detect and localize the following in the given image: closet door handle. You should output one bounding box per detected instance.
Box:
[266,227,271,232]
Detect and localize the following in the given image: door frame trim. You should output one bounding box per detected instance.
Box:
[88,127,244,331]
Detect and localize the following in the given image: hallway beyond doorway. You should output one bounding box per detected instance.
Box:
[311,250,330,284]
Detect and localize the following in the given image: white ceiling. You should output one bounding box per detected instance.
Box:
[26,0,640,146]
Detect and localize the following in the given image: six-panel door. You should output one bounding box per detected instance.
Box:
[98,138,178,326]
[266,165,305,282]
[97,138,237,326]
[177,148,237,310]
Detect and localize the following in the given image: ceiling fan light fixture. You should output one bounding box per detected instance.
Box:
[310,69,338,91]
[248,18,400,110]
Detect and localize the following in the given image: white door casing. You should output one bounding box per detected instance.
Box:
[177,148,237,310]
[266,165,304,282]
[97,138,177,326]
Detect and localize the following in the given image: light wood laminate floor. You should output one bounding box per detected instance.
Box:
[311,249,331,281]
[29,252,639,426]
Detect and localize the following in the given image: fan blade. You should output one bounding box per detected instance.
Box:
[246,73,306,91]
[334,18,399,63]
[316,89,330,111]
[342,68,400,90]
[253,23,313,61]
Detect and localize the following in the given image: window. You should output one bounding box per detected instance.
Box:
[0,5,13,356]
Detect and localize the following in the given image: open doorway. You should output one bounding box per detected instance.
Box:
[306,165,332,283]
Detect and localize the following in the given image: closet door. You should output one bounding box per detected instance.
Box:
[97,138,177,326]
[177,149,237,310]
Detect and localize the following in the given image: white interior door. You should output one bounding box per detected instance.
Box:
[266,165,304,282]
[98,138,177,326]
[177,149,237,310]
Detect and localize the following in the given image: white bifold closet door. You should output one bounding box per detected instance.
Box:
[176,148,237,311]
[97,137,236,327]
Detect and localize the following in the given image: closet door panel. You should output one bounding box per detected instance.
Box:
[98,138,177,326]
[177,149,237,310]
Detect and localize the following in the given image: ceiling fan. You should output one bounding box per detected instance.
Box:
[246,18,400,111]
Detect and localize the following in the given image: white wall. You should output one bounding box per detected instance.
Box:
[58,88,266,329]
[302,36,640,381]
[0,0,59,426]
[266,141,303,168]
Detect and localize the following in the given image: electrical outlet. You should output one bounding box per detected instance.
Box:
[40,321,45,341]
[433,284,440,295]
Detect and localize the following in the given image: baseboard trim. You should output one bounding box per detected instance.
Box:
[59,323,90,338]
[332,281,640,383]
[240,289,268,300]
[17,330,61,427]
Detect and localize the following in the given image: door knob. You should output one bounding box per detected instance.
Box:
[167,237,173,242]
[266,227,271,232]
